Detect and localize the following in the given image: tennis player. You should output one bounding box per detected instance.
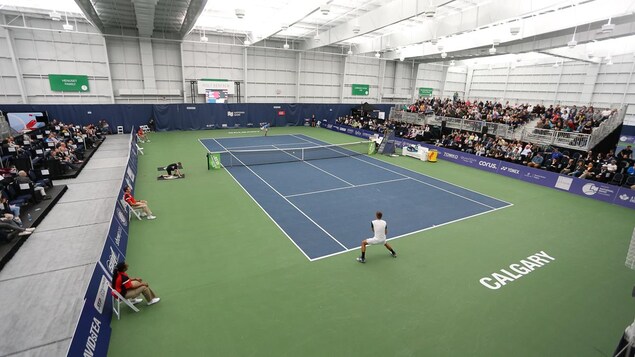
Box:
[357,211,396,263]
[260,122,270,136]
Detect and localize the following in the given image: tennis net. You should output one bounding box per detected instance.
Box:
[208,141,372,168]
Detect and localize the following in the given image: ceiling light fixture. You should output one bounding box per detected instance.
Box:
[493,39,500,46]
[553,61,559,68]
[431,38,438,45]
[400,56,405,61]
[347,44,353,55]
[450,60,455,66]
[62,12,73,31]
[49,11,61,21]
[606,56,613,65]
[200,28,208,42]
[375,51,381,58]
[424,0,436,18]
[567,26,577,48]
[244,37,251,46]
[441,52,447,58]
[601,18,615,34]
[320,4,330,15]
[314,22,320,42]
[489,44,496,55]
[235,8,245,19]
[510,26,520,36]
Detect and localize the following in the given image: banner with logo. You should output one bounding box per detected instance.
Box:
[323,123,635,210]
[67,131,138,357]
[66,264,112,357]
[49,74,89,92]
[208,153,221,170]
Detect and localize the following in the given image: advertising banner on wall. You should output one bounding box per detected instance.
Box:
[48,74,89,92]
[197,79,235,95]
[352,84,370,96]
[418,87,433,97]
[66,263,112,357]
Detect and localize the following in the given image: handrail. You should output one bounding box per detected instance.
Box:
[388,105,627,151]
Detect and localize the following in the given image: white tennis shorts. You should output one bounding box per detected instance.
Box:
[366,237,386,245]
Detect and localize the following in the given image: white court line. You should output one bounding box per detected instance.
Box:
[294,134,514,207]
[284,177,411,198]
[212,138,349,254]
[203,138,311,261]
[290,134,501,210]
[271,144,354,187]
[309,204,514,262]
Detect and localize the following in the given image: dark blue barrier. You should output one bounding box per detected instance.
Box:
[66,131,138,357]
[1,103,393,133]
[322,122,635,210]
[66,263,113,357]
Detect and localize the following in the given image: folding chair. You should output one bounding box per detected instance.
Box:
[111,285,140,320]
[121,198,143,220]
[117,126,124,135]
[140,125,150,133]
[136,143,144,155]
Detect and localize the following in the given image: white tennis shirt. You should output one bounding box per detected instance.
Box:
[372,219,387,240]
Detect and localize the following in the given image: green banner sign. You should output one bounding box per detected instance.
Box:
[49,74,89,92]
[352,84,370,96]
[368,141,377,155]
[208,153,221,170]
[418,87,433,97]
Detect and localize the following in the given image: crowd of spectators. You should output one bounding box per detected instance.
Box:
[435,130,634,186]
[403,96,617,133]
[0,118,107,244]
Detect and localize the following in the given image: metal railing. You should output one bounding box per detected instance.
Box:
[388,105,627,151]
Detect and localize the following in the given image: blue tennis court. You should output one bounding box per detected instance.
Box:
[200,134,512,261]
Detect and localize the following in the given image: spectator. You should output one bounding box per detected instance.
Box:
[15,170,49,200]
[527,152,544,168]
[0,222,34,243]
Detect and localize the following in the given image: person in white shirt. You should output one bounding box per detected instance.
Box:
[356,211,397,263]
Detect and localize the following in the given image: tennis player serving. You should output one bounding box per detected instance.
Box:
[357,211,397,263]
[260,122,270,136]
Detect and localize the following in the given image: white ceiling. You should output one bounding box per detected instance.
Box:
[1,0,634,65]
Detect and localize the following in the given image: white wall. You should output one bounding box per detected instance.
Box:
[0,16,111,104]
[413,62,446,99]
[0,13,633,114]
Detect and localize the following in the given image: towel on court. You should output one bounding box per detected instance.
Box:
[157,174,185,180]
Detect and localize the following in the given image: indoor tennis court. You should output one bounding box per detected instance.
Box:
[107,127,635,357]
[200,134,511,260]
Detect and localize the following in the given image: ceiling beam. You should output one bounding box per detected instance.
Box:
[301,0,570,51]
[381,5,635,62]
[132,0,158,37]
[73,0,106,33]
[179,0,208,38]
[249,0,325,46]
[406,15,635,64]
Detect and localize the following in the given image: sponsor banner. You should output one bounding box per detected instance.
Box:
[114,195,130,229]
[97,235,125,286]
[352,84,370,96]
[324,123,635,210]
[106,218,129,257]
[49,74,89,92]
[567,179,619,205]
[614,188,635,209]
[67,264,112,357]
